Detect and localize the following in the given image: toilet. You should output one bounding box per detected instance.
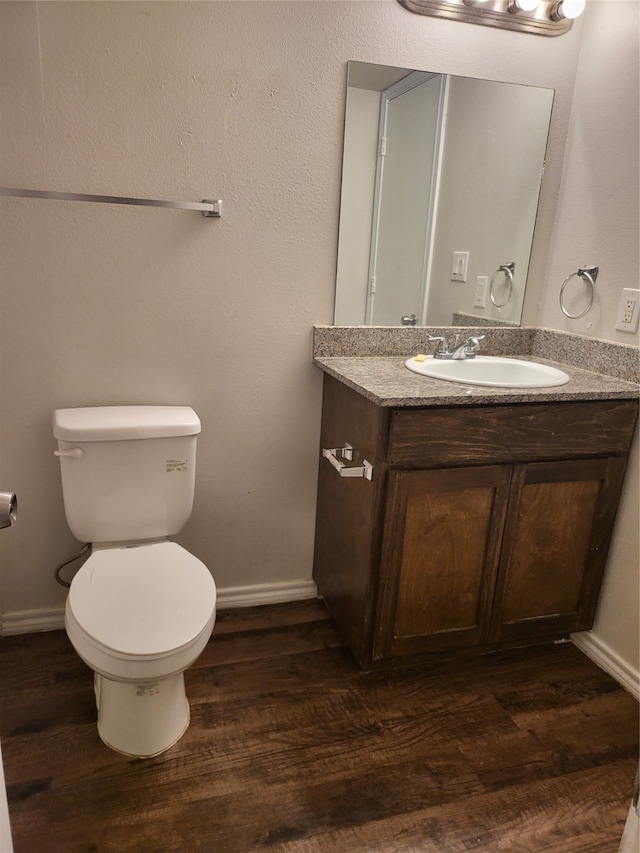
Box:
[53,405,216,758]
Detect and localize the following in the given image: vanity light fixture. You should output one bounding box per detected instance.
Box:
[398,0,586,36]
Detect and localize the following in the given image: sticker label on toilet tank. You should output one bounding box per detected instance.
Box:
[166,459,188,473]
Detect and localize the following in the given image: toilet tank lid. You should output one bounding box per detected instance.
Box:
[53,406,201,441]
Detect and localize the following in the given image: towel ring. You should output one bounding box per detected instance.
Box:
[559,266,598,319]
[489,262,515,308]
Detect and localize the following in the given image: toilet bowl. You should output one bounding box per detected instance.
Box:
[53,405,216,758]
[65,541,216,757]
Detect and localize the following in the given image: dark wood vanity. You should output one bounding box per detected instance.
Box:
[313,372,639,670]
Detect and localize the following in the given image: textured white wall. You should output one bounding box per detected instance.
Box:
[0,0,590,620]
[540,1,639,674]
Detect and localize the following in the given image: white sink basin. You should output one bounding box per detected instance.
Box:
[405,355,570,388]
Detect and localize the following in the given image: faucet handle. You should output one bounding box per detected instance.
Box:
[427,334,447,355]
[428,334,453,358]
[463,334,486,356]
[428,334,447,346]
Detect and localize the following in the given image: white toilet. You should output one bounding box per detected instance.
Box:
[53,405,216,758]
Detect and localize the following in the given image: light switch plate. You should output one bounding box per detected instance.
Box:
[451,252,469,282]
[615,288,640,333]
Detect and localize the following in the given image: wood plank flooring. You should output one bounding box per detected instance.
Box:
[1,599,637,852]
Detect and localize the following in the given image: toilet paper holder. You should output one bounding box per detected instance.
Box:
[0,492,17,528]
[322,444,373,481]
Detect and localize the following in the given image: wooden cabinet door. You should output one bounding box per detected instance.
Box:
[489,457,629,643]
[373,465,511,659]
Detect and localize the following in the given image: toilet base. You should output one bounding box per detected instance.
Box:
[94,672,191,758]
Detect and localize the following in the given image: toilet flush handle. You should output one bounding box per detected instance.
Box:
[54,448,84,459]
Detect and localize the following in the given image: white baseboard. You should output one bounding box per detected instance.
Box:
[1,580,319,636]
[1,607,65,635]
[215,579,318,610]
[571,630,640,701]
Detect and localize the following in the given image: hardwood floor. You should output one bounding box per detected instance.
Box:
[1,599,637,852]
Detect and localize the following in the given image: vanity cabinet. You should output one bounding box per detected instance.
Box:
[312,374,638,669]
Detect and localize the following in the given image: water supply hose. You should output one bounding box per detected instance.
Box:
[54,543,91,588]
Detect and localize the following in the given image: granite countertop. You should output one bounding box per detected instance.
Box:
[313,355,640,408]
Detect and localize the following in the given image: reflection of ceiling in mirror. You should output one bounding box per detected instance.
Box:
[347,62,411,92]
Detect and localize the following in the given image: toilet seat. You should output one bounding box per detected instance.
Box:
[66,542,216,679]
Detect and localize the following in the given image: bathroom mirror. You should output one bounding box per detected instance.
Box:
[334,62,554,327]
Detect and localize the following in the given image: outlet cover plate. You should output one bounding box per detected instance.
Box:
[615,288,640,333]
[474,276,488,308]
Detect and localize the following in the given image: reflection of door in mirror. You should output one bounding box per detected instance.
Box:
[367,73,445,326]
[334,62,554,328]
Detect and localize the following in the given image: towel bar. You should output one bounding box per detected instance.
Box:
[0,187,222,217]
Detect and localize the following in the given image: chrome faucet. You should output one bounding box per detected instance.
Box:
[428,333,485,360]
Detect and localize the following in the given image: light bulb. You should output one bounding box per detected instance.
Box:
[555,0,586,19]
[509,0,540,11]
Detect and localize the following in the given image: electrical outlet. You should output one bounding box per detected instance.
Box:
[474,276,488,308]
[615,288,640,333]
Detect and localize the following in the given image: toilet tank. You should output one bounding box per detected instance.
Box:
[53,406,201,544]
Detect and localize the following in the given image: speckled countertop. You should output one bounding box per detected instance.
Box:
[313,355,639,408]
[312,326,639,408]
